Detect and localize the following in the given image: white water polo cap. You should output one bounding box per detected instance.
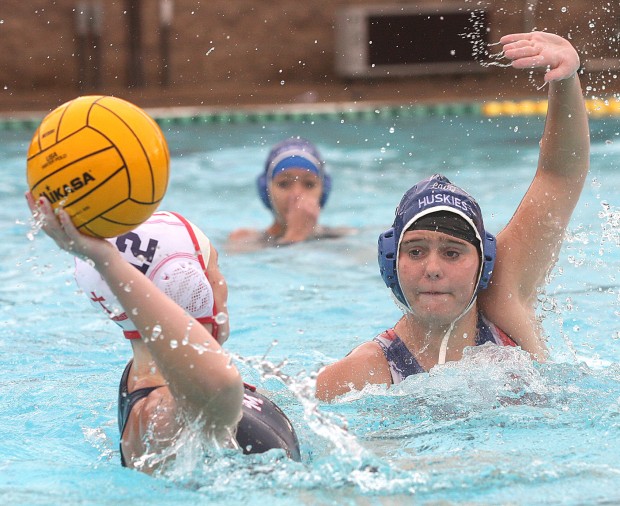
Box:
[74,211,219,339]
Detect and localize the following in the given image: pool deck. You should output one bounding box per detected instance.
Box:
[2,71,619,121]
[0,74,566,115]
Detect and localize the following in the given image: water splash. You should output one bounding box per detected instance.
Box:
[82,426,116,464]
[237,350,365,458]
[181,319,193,346]
[214,312,228,325]
[132,410,234,477]
[26,203,45,241]
[149,324,162,341]
[598,201,620,254]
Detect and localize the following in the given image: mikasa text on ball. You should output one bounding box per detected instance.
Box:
[27,95,170,237]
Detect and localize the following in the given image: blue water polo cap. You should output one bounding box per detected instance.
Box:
[378,174,496,310]
[257,137,332,209]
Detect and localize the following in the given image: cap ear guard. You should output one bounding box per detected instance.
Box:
[378,227,407,307]
[479,231,496,290]
[319,172,332,207]
[257,172,272,209]
[256,170,332,210]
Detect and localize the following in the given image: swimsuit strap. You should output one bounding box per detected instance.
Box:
[476,313,517,347]
[117,360,164,439]
[374,329,425,384]
[374,312,516,385]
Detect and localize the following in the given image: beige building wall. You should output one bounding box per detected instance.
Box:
[1,1,618,107]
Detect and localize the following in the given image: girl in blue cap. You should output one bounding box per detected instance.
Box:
[227,137,354,252]
[316,31,590,401]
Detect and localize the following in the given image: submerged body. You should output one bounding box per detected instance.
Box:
[374,312,516,384]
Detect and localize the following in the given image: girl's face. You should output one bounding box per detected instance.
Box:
[269,169,322,220]
[398,229,479,326]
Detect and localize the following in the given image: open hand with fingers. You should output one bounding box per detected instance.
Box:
[500,31,580,82]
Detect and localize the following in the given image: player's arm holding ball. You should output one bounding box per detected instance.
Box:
[26,95,245,471]
[27,192,244,437]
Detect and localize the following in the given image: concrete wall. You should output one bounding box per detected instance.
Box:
[1,1,617,97]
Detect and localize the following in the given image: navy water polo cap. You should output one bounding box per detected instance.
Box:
[257,137,332,209]
[378,174,496,310]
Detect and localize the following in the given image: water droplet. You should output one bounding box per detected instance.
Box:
[214,312,228,325]
[150,324,162,341]
[170,339,178,349]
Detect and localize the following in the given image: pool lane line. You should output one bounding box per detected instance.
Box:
[0,103,476,131]
[483,98,620,117]
[2,99,620,131]
[151,102,484,126]
[0,103,485,131]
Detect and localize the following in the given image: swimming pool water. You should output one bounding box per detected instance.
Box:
[2,112,620,505]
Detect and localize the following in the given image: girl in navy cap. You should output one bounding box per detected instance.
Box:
[316,31,590,401]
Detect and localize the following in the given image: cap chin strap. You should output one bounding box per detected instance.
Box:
[437,293,478,365]
[437,322,456,366]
